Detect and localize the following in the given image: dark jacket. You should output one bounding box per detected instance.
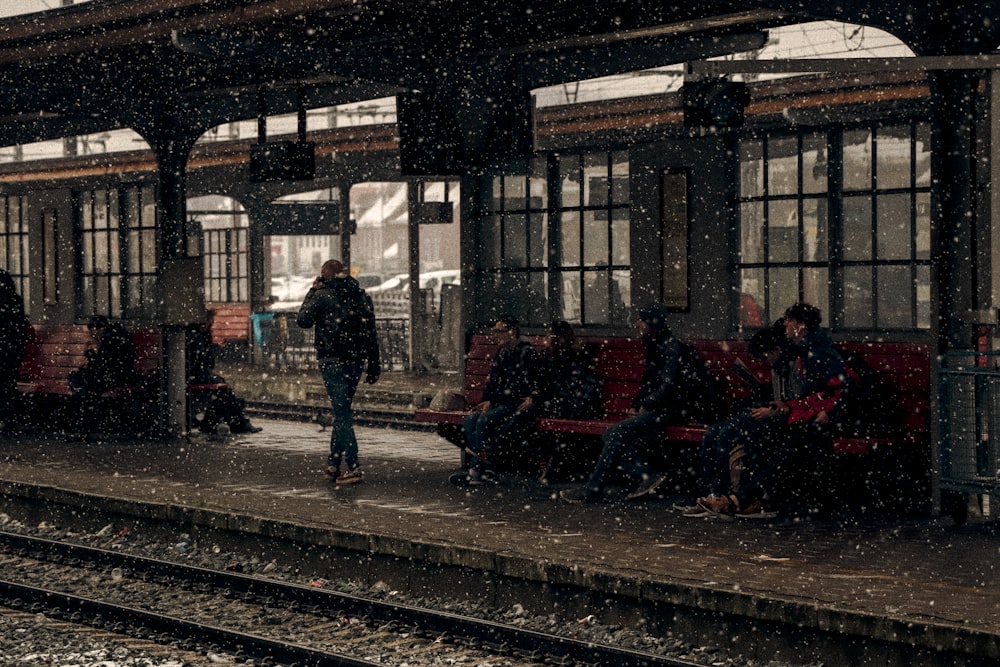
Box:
[634,328,718,422]
[71,323,136,396]
[297,275,380,366]
[536,346,602,419]
[482,339,537,407]
[0,286,28,377]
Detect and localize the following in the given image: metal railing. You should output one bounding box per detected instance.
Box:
[251,312,410,371]
[939,351,1000,493]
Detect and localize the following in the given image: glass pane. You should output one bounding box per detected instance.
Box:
[876,125,912,190]
[802,267,829,323]
[559,270,581,323]
[842,195,872,261]
[481,215,502,269]
[559,155,581,208]
[613,269,631,320]
[739,139,764,198]
[877,265,912,329]
[767,199,798,263]
[802,132,827,194]
[583,153,608,207]
[767,266,798,321]
[559,211,581,266]
[503,213,527,268]
[916,265,931,329]
[526,272,550,326]
[767,136,798,196]
[876,193,911,260]
[583,268,628,325]
[842,265,874,328]
[739,268,765,326]
[491,176,503,211]
[916,193,930,259]
[843,129,873,191]
[740,201,764,263]
[611,211,630,265]
[802,198,827,262]
[529,158,548,210]
[93,190,108,229]
[504,173,527,209]
[582,209,609,265]
[915,123,931,188]
[528,212,547,268]
[611,151,629,204]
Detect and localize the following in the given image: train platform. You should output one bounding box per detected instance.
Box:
[0,413,997,664]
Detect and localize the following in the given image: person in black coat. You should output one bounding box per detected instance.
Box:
[0,270,28,433]
[560,304,718,503]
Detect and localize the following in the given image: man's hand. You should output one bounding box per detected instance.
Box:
[471,400,491,414]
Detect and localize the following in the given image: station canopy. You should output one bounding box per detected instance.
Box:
[0,1,995,150]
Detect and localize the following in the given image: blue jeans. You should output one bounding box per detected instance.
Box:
[462,404,517,471]
[585,410,663,494]
[700,411,784,503]
[320,359,365,470]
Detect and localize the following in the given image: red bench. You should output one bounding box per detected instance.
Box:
[414,334,932,509]
[15,323,162,433]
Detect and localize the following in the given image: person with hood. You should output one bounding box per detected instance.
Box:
[560,304,718,503]
[297,259,381,485]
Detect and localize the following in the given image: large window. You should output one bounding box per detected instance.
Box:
[737,123,931,331]
[0,195,29,311]
[479,151,630,328]
[77,185,158,320]
[188,196,249,304]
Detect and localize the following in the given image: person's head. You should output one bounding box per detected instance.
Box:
[320,259,345,280]
[545,319,576,353]
[749,318,786,365]
[783,303,822,343]
[87,315,110,335]
[635,303,671,339]
[493,317,520,347]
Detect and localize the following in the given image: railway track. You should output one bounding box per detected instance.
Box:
[0,531,701,667]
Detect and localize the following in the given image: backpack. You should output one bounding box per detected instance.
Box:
[330,291,376,359]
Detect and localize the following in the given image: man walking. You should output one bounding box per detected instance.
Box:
[297,259,381,484]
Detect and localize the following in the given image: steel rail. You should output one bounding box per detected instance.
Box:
[0,530,700,667]
[0,577,377,667]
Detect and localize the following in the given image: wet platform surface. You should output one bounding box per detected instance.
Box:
[0,416,997,659]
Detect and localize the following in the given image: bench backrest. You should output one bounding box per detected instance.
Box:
[18,323,162,394]
[462,334,931,439]
[207,303,250,346]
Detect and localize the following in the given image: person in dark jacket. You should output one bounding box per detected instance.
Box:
[0,270,28,434]
[297,259,381,485]
[67,316,137,433]
[560,304,718,503]
[187,311,261,435]
[453,317,538,486]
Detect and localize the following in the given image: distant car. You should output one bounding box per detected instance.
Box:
[355,274,384,290]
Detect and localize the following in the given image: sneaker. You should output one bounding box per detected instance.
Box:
[448,468,494,487]
[696,494,737,515]
[626,474,668,501]
[336,468,364,485]
[559,486,596,503]
[323,466,340,480]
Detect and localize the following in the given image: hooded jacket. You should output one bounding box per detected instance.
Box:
[297,275,380,366]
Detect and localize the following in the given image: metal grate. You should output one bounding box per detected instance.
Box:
[939,352,1000,492]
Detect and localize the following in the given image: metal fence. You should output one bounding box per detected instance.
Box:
[251,312,410,371]
[939,352,1000,494]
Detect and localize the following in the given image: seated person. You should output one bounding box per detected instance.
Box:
[532,320,602,480]
[69,316,137,398]
[693,319,794,515]
[560,304,719,503]
[452,317,538,486]
[187,314,261,435]
[67,316,138,431]
[697,303,850,516]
